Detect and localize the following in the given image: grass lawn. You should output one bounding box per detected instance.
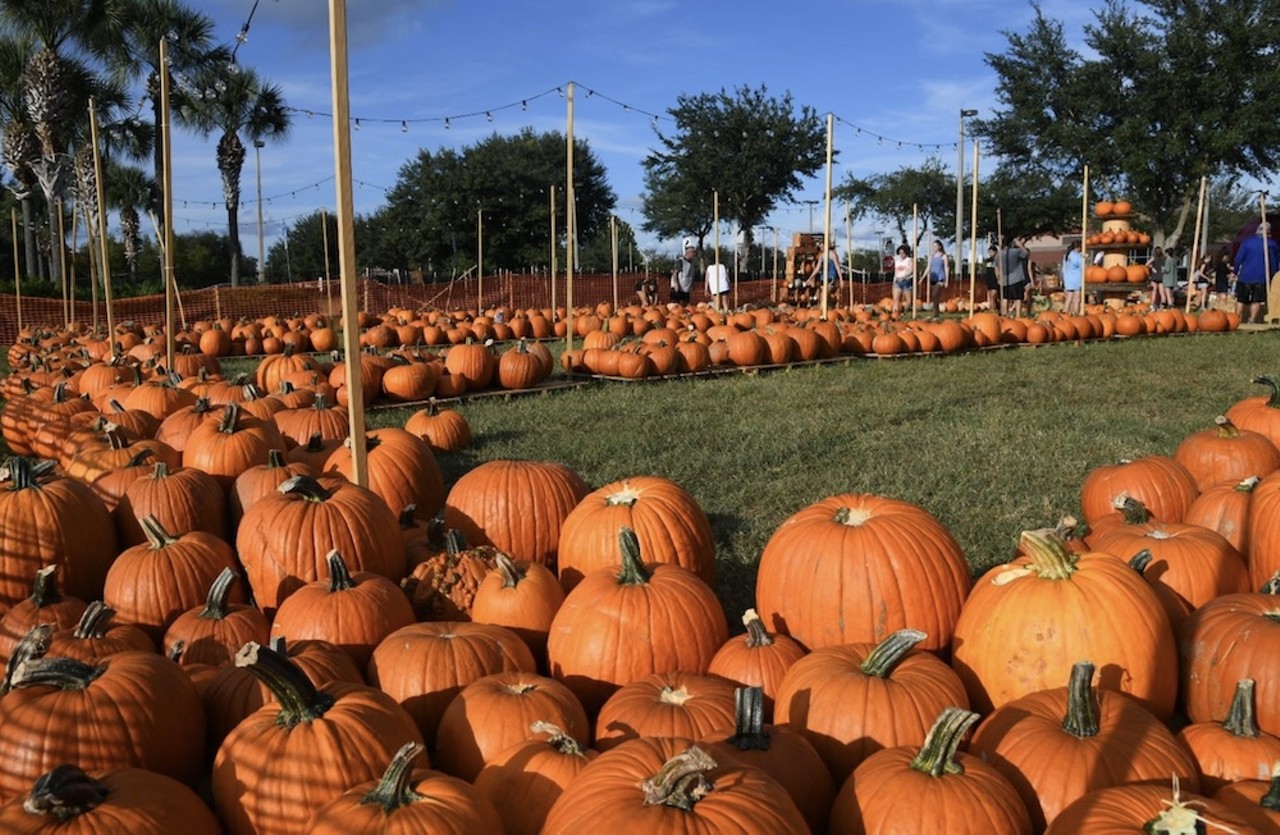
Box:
[357,330,1280,620]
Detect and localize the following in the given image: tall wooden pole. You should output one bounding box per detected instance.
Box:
[476,208,483,313]
[82,204,98,334]
[772,227,779,305]
[67,211,78,327]
[1080,166,1089,315]
[844,203,853,310]
[88,98,115,353]
[1261,192,1275,323]
[159,39,176,368]
[968,142,981,315]
[820,113,834,320]
[911,204,920,319]
[321,208,333,315]
[328,0,367,487]
[1186,176,1207,315]
[11,209,21,333]
[610,214,618,312]
[549,185,557,315]
[565,83,575,355]
[713,190,720,311]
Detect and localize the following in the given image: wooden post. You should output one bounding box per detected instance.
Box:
[820,112,834,320]
[713,190,720,311]
[67,210,77,327]
[1261,192,1275,323]
[1186,176,1207,315]
[771,227,779,304]
[83,204,98,334]
[549,185,557,315]
[610,214,618,312]
[1080,165,1089,316]
[321,208,333,315]
[911,204,920,319]
[565,83,575,356]
[214,286,221,320]
[476,207,483,314]
[159,39,176,368]
[88,98,115,353]
[328,0,367,487]
[11,209,21,333]
[845,203,853,311]
[968,141,981,315]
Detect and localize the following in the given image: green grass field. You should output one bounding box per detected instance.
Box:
[361,331,1280,619]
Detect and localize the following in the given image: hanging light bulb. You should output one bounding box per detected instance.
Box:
[401,120,408,132]
[354,118,361,130]
[521,100,527,110]
[444,117,451,129]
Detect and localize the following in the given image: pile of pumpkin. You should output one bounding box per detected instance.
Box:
[3,351,1280,833]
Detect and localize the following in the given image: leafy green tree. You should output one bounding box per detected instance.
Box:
[976,0,1280,247]
[178,65,289,287]
[374,129,614,276]
[264,209,332,284]
[975,164,1082,245]
[641,84,827,252]
[837,158,957,252]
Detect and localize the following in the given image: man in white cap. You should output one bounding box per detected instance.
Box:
[1233,221,1278,324]
[671,239,697,304]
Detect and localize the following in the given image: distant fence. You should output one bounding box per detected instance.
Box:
[0,272,978,346]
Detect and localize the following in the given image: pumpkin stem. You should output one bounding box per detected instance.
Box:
[1129,549,1154,575]
[1213,415,1240,438]
[833,506,873,526]
[398,504,418,530]
[859,628,927,678]
[233,641,335,728]
[359,741,427,812]
[741,608,774,648]
[1261,572,1280,596]
[530,721,588,756]
[726,686,771,751]
[443,528,469,557]
[325,550,357,593]
[1222,679,1260,739]
[605,483,642,507]
[266,448,286,469]
[28,565,63,609]
[1234,476,1261,494]
[1261,762,1280,811]
[1061,661,1100,738]
[1015,529,1079,580]
[278,474,334,503]
[2,624,52,695]
[641,745,718,811]
[1252,374,1280,409]
[1143,776,1226,834]
[11,656,105,691]
[167,640,186,662]
[22,765,109,820]
[494,553,525,589]
[5,457,57,490]
[616,527,651,586]
[72,601,117,639]
[140,514,181,550]
[908,707,980,778]
[199,568,239,620]
[1111,494,1152,525]
[125,448,155,468]
[1055,514,1090,542]
[217,402,243,434]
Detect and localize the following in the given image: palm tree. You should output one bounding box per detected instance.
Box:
[180,65,289,286]
[114,0,227,227]
[102,160,151,282]
[0,34,41,278]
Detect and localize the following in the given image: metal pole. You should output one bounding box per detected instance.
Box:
[969,142,981,315]
[549,185,556,314]
[820,112,834,319]
[254,140,266,283]
[477,207,483,312]
[956,109,977,278]
[565,83,575,355]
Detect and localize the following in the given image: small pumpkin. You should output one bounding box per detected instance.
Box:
[473,721,600,835]
[1177,678,1280,793]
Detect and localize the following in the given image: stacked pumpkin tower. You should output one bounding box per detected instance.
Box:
[1086,199,1154,288]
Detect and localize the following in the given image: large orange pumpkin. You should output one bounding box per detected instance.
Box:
[1079,455,1199,525]
[472,722,599,835]
[1173,415,1280,490]
[1180,587,1280,735]
[1045,781,1257,834]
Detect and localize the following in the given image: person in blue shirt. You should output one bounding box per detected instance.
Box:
[1062,239,1084,315]
[806,240,843,309]
[1233,222,1279,324]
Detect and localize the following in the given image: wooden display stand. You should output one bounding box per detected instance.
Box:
[1088,212,1147,301]
[782,232,824,304]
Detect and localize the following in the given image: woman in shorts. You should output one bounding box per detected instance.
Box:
[892,245,914,315]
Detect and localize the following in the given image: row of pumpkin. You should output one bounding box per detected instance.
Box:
[1,350,1280,831]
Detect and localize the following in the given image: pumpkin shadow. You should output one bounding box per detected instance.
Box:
[706,511,754,626]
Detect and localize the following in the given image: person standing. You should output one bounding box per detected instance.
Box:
[1061,239,1083,315]
[706,260,730,311]
[999,237,1030,317]
[671,240,696,304]
[928,240,949,315]
[1192,254,1212,311]
[891,244,914,316]
[1212,247,1233,309]
[982,244,1000,311]
[1148,247,1169,310]
[1233,222,1278,324]
[807,240,843,310]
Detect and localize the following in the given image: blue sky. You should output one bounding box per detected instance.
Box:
[168,0,1096,264]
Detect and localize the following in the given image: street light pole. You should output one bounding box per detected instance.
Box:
[956,109,978,273]
[254,139,266,283]
[804,199,819,233]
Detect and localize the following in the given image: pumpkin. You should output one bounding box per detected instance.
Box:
[211,641,425,835]
[773,628,968,783]
[181,402,287,490]
[379,357,440,402]
[1246,471,1280,590]
[305,741,501,834]
[86,448,155,512]
[1178,678,1280,793]
[285,432,343,472]
[1212,763,1280,831]
[1173,415,1280,490]
[473,721,600,835]
[0,765,223,835]
[969,660,1201,831]
[163,568,269,668]
[1226,374,1280,449]
[1180,585,1280,735]
[755,493,971,653]
[45,601,155,663]
[269,550,415,668]
[404,399,472,453]
[541,738,808,834]
[1045,780,1258,834]
[321,427,445,521]
[443,340,495,390]
[0,566,87,663]
[0,651,205,802]
[273,393,349,448]
[228,448,314,531]
[253,344,322,393]
[235,474,406,615]
[0,458,118,610]
[707,608,807,719]
[1184,475,1259,554]
[103,515,242,643]
[367,621,537,749]
[951,528,1178,718]
[547,527,728,716]
[443,459,590,569]
[434,670,590,781]
[556,475,716,590]
[470,552,565,665]
[402,529,501,621]
[829,707,1033,835]
[1079,455,1199,525]
[594,671,736,752]
[699,686,835,833]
